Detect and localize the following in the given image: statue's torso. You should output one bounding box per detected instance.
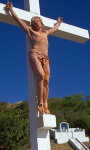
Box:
[28,28,48,55]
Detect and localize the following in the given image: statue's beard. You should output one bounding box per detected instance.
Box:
[33,25,41,31]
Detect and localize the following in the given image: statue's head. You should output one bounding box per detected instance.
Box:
[30,16,44,31]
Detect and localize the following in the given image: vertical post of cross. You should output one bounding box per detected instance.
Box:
[24,1,56,150]
[25,0,40,15]
[24,0,40,150]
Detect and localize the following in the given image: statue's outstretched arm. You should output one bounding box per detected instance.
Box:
[5,2,30,35]
[46,17,63,36]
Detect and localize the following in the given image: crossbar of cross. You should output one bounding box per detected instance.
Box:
[0,3,89,43]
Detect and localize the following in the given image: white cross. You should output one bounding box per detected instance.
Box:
[0,1,89,150]
[0,1,89,43]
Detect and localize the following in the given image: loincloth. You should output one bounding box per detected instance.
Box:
[28,49,50,74]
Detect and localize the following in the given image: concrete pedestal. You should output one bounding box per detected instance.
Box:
[37,114,56,150]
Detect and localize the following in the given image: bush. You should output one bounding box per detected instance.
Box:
[0,108,30,150]
[49,94,90,135]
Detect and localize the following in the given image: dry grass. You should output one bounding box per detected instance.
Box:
[25,140,74,150]
[25,139,90,150]
[83,141,90,149]
[51,140,74,150]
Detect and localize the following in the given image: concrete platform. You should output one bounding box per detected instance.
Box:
[37,114,56,129]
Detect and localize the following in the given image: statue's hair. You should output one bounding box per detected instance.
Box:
[30,16,45,32]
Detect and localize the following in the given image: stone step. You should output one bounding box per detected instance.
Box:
[69,138,89,150]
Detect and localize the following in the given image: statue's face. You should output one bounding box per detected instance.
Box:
[31,17,42,30]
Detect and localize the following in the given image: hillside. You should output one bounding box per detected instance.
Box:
[0,94,90,150]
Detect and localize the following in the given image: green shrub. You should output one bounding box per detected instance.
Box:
[0,108,30,150]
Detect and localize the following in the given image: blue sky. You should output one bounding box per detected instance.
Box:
[0,0,90,103]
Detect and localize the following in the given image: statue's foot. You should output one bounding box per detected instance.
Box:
[37,104,44,113]
[44,108,50,114]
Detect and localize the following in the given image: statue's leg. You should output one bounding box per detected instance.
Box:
[43,74,50,114]
[43,59,50,114]
[28,55,45,112]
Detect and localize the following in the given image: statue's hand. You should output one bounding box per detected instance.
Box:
[57,17,63,23]
[6,2,13,10]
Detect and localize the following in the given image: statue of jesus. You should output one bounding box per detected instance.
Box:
[6,2,63,114]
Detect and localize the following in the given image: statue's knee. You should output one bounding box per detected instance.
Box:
[44,79,49,86]
[44,78,49,86]
[44,74,50,83]
[38,73,45,81]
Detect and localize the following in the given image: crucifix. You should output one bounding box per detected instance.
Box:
[0,0,89,150]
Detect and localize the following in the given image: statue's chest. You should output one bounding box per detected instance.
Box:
[30,32,47,43]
